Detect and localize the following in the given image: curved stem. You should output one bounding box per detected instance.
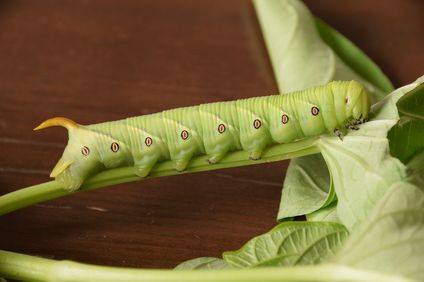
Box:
[0,250,412,282]
[0,138,319,216]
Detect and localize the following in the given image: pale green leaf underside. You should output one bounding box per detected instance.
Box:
[318,120,407,230]
[306,202,340,224]
[334,182,424,281]
[278,155,334,220]
[223,222,348,268]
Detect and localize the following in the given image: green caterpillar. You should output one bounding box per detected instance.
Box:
[35,80,370,191]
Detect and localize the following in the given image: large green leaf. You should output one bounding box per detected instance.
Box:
[333,181,424,281]
[223,221,348,268]
[174,257,232,270]
[388,83,424,163]
[372,76,424,121]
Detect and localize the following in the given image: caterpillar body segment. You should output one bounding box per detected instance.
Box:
[89,113,171,178]
[35,80,370,191]
[198,102,241,164]
[162,106,206,171]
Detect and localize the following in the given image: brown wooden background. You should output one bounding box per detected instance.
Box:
[0,0,423,269]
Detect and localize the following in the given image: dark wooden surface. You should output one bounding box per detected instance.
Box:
[0,0,422,269]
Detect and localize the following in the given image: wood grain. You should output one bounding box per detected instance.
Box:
[0,0,422,269]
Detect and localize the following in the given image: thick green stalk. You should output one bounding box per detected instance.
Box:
[0,138,319,216]
[0,250,413,282]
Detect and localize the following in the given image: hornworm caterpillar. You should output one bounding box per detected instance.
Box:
[35,80,370,191]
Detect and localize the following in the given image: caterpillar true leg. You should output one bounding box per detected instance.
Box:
[345,124,359,130]
[334,128,344,140]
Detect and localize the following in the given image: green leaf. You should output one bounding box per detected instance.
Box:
[372,78,424,120]
[314,18,393,95]
[333,181,424,281]
[388,83,424,163]
[278,155,335,220]
[223,221,348,268]
[389,119,424,163]
[174,257,232,270]
[397,82,424,115]
[306,202,340,224]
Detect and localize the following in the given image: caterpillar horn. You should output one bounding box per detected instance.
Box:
[34,117,79,131]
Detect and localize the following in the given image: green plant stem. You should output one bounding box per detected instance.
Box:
[0,250,412,282]
[0,138,319,216]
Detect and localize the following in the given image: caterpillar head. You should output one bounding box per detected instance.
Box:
[34,117,106,191]
[344,81,371,121]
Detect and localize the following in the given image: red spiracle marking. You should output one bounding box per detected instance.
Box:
[181,130,189,140]
[111,142,120,152]
[145,137,153,147]
[253,119,261,129]
[311,106,320,116]
[218,123,226,134]
[81,146,90,156]
[281,114,289,124]
[345,97,349,104]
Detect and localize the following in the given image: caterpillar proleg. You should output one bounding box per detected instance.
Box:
[35,80,370,191]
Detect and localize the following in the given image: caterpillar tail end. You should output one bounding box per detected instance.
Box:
[34,117,79,131]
